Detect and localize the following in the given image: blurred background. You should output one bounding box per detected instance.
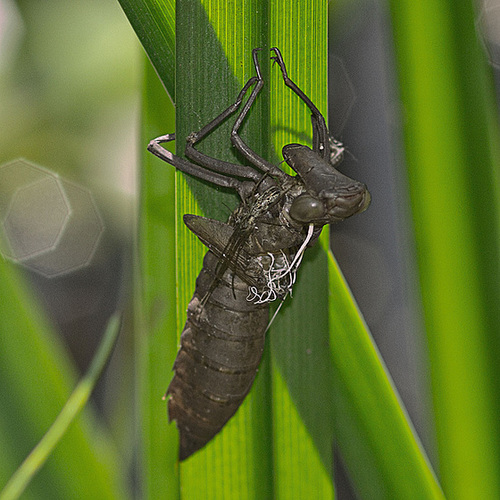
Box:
[0,0,138,379]
[0,1,140,494]
[1,0,499,497]
[330,1,500,494]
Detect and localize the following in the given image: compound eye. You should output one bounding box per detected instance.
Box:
[289,194,325,223]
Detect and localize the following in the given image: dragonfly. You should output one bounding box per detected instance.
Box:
[148,47,370,460]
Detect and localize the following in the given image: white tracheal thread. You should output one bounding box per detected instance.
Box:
[246,223,315,305]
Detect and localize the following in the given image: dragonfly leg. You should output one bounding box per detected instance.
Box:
[270,47,330,160]
[147,134,245,194]
[229,49,287,180]
[184,76,263,183]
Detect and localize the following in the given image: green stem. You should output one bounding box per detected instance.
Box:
[0,314,121,500]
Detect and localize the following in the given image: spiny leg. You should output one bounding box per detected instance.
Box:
[147,134,248,196]
[186,49,285,182]
[229,49,287,180]
[270,47,330,160]
[185,76,263,182]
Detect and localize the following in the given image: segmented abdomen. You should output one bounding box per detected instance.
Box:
[167,251,269,460]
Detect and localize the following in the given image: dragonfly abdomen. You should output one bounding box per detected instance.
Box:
[166,251,269,460]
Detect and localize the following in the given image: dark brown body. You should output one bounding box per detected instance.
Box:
[148,48,370,461]
[167,251,269,460]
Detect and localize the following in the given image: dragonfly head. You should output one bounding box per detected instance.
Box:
[283,144,371,225]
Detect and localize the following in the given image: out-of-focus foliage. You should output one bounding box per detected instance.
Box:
[389,0,500,497]
[0,259,128,499]
[0,0,140,194]
[0,0,138,498]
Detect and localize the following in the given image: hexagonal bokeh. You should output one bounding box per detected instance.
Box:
[3,176,71,260]
[0,159,104,277]
[476,0,500,69]
[329,55,357,136]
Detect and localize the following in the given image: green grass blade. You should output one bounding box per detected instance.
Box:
[388,1,500,497]
[118,0,176,100]
[173,1,338,497]
[0,261,127,499]
[137,59,179,498]
[175,1,272,497]
[267,7,335,497]
[270,240,335,499]
[1,314,121,500]
[326,245,444,498]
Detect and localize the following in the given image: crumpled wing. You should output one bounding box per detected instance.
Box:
[183,214,256,284]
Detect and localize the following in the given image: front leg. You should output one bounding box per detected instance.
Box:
[184,77,263,182]
[271,47,330,160]
[148,134,245,194]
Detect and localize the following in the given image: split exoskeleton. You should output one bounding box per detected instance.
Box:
[148,47,370,460]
